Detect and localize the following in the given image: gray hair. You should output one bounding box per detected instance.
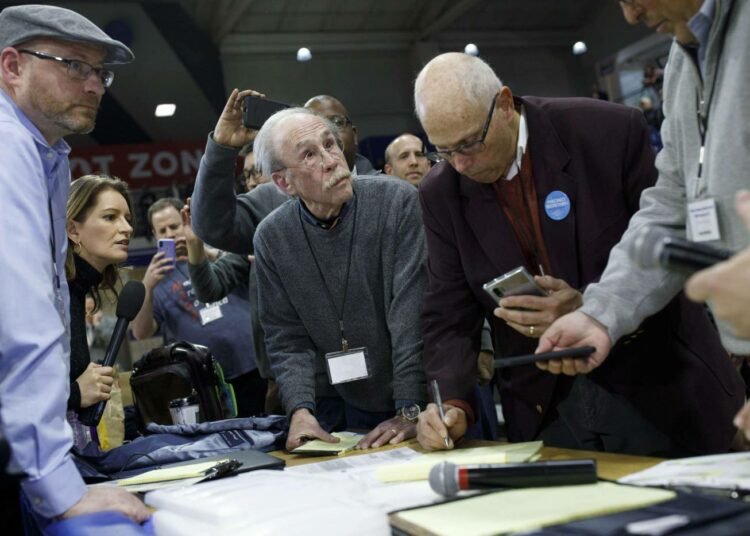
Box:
[414,52,502,122]
[253,107,344,176]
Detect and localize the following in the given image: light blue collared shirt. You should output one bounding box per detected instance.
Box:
[0,88,86,517]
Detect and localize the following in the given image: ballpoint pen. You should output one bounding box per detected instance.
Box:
[430,379,451,448]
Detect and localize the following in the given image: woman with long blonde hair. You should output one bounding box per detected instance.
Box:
[65,175,133,433]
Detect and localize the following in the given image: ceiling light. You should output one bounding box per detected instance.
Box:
[464,43,479,56]
[297,47,312,62]
[155,103,176,117]
[572,41,588,55]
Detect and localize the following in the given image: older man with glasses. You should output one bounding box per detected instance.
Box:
[413,52,743,458]
[249,107,427,451]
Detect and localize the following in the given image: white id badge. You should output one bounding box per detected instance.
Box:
[687,198,721,242]
[325,347,370,385]
[200,304,223,325]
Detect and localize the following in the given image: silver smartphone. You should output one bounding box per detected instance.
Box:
[483,266,546,304]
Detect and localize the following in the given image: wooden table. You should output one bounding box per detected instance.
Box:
[269,439,663,481]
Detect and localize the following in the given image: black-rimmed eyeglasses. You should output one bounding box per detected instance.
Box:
[327,115,352,129]
[426,93,498,163]
[19,49,114,88]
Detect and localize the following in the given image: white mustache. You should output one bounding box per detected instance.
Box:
[323,169,352,191]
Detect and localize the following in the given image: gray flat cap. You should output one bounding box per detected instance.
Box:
[0,4,134,64]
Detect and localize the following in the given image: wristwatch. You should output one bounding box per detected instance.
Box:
[398,403,421,423]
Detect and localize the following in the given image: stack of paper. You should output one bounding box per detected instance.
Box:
[376,441,543,483]
[620,451,750,490]
[389,482,676,536]
[147,469,389,535]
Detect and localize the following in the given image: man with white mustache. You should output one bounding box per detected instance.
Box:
[252,107,427,451]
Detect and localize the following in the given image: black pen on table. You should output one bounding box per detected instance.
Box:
[430,379,451,448]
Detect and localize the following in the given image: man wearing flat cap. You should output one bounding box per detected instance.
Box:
[0,4,148,526]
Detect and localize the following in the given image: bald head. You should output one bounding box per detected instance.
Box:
[384,133,430,186]
[415,53,503,139]
[413,52,519,184]
[305,94,358,169]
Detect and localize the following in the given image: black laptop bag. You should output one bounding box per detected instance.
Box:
[130,341,235,431]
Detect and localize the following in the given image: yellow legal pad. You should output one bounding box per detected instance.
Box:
[290,432,362,456]
[115,459,228,487]
[389,482,675,536]
[376,441,543,483]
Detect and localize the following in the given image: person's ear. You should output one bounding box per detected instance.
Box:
[352,124,359,145]
[272,170,295,195]
[0,48,23,87]
[66,219,80,243]
[384,163,393,175]
[497,86,515,121]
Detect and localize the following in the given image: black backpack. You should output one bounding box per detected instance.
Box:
[130,341,236,431]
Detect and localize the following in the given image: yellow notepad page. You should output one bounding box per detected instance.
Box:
[376,441,543,483]
[390,482,675,536]
[290,432,361,455]
[116,459,227,486]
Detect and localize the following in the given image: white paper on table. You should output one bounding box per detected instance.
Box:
[619,451,750,490]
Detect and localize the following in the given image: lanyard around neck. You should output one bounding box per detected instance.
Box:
[299,201,357,352]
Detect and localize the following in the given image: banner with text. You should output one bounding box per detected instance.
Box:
[69,141,208,188]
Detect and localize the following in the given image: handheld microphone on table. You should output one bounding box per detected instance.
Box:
[428,459,597,498]
[628,226,732,275]
[78,280,145,427]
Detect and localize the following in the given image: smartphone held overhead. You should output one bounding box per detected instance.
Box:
[242,95,290,130]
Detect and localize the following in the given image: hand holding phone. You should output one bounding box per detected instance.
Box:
[490,272,583,339]
[483,266,546,304]
[213,89,265,148]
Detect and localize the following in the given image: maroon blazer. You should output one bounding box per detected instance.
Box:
[419,96,744,455]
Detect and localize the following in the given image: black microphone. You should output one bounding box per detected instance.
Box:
[628,226,732,275]
[78,280,145,427]
[428,460,597,497]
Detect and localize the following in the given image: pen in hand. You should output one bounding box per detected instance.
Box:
[430,379,451,448]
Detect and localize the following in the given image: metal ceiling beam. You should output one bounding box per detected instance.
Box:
[213,0,255,43]
[418,0,481,40]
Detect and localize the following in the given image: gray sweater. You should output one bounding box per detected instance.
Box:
[192,134,289,255]
[254,177,427,415]
[582,0,750,354]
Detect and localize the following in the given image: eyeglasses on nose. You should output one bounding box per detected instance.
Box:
[19,49,114,88]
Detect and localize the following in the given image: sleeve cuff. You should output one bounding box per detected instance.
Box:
[289,402,315,418]
[20,455,86,518]
[444,398,475,428]
[207,132,243,154]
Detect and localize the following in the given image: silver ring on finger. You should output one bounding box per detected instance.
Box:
[529,325,536,336]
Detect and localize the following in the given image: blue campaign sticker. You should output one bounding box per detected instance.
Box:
[544,190,571,221]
